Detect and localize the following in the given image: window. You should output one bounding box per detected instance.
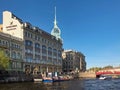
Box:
[25,40,33,46]
[53,49,57,53]
[35,43,40,48]
[48,47,52,52]
[25,31,27,37]
[26,55,33,62]
[12,51,16,58]
[42,45,46,50]
[17,52,21,59]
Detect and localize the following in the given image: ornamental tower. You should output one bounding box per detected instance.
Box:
[51,7,62,41]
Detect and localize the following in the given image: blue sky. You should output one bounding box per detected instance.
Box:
[0,0,120,69]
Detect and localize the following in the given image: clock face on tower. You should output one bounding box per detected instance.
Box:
[54,28,59,33]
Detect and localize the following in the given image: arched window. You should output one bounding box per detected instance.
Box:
[12,51,16,58]
[48,47,52,52]
[17,52,21,59]
[42,45,47,56]
[58,50,62,60]
[53,49,57,53]
[53,49,57,59]
[48,47,52,57]
[42,45,46,50]
[35,43,40,48]
[25,40,33,46]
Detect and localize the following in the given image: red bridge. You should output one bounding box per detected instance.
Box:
[96,68,120,76]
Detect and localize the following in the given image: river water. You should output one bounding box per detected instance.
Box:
[0,78,120,90]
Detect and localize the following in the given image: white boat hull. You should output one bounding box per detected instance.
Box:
[34,79,42,82]
[99,75,112,80]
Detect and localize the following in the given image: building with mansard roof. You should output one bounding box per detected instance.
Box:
[0,9,63,75]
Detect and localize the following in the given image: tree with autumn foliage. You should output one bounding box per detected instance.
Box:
[0,50,9,70]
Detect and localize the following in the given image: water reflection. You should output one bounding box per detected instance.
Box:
[0,82,47,90]
[0,79,120,90]
[41,81,70,90]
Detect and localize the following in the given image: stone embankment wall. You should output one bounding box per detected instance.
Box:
[0,71,33,83]
[78,72,96,78]
[0,75,33,83]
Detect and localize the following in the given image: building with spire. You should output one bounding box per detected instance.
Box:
[51,7,62,42]
[0,10,63,75]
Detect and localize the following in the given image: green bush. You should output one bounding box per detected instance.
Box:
[0,50,9,70]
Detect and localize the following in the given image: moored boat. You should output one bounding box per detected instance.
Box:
[42,77,53,82]
[53,75,71,82]
[33,74,43,82]
[34,78,42,82]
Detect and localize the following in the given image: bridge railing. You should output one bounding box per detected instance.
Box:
[96,71,120,75]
